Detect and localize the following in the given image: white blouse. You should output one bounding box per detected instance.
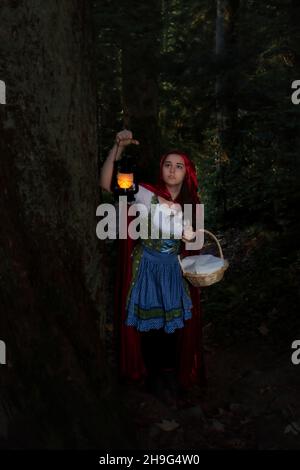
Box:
[134,185,184,238]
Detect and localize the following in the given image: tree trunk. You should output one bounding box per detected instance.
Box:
[121,1,162,183]
[215,0,240,219]
[0,0,134,449]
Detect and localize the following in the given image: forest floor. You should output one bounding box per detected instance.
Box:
[105,317,300,450]
[116,336,300,450]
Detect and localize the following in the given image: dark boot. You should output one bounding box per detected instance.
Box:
[145,371,165,399]
[160,368,179,408]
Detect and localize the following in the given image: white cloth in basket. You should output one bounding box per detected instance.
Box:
[181,254,225,275]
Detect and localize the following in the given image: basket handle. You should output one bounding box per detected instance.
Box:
[178,228,224,273]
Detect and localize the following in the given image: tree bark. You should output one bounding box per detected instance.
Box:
[0,0,134,449]
[121,1,162,183]
[215,0,240,220]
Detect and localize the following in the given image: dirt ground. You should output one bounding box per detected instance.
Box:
[115,337,300,450]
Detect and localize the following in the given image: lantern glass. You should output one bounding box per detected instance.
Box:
[114,152,138,201]
[117,172,134,189]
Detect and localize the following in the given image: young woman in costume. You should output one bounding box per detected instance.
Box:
[100,129,206,405]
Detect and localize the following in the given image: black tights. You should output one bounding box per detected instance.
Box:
[140,329,178,377]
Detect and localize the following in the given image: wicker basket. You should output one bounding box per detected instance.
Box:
[178,228,229,287]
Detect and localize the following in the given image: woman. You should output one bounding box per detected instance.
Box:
[100,129,206,404]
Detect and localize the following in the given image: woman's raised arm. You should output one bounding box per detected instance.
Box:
[99,129,139,192]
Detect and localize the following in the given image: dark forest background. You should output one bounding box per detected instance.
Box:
[0,0,299,450]
[96,0,300,343]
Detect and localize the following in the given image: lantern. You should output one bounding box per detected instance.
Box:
[114,154,138,201]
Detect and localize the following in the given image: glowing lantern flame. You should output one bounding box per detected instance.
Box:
[117,172,134,189]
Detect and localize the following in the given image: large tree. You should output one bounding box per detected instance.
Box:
[120,0,162,182]
[215,0,240,220]
[0,0,134,448]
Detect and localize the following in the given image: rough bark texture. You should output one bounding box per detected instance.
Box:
[0,0,134,449]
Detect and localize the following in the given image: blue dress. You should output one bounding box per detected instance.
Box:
[125,193,193,334]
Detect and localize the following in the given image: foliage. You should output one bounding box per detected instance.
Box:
[93,0,300,340]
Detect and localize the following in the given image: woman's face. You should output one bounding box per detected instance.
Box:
[162,154,186,187]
